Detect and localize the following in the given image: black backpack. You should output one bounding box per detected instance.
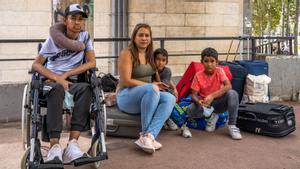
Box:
[97,73,119,92]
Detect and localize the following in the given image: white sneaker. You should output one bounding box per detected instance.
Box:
[166,119,179,131]
[203,106,214,117]
[147,133,162,150]
[181,124,192,138]
[45,144,63,163]
[63,139,86,164]
[134,134,155,154]
[205,113,219,132]
[228,125,242,140]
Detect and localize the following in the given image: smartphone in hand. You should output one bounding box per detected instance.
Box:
[158,82,169,91]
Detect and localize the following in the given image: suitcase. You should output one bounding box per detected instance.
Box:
[176,62,232,101]
[106,106,141,138]
[235,60,268,75]
[219,61,248,103]
[237,102,296,137]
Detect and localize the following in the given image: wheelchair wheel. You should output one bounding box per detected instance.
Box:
[21,84,32,150]
[91,89,107,136]
[20,146,30,169]
[91,139,102,169]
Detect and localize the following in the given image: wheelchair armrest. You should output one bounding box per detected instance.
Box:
[28,69,36,74]
[89,67,98,73]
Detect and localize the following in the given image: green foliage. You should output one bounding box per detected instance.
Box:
[252,0,297,36]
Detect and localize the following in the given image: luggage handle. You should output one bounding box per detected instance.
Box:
[243,112,257,120]
[271,105,290,112]
[239,102,255,108]
[285,111,295,120]
[106,124,119,133]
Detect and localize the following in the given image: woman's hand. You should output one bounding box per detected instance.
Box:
[153,82,169,91]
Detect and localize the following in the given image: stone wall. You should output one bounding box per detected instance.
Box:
[128,0,243,75]
[0,0,51,83]
[266,56,300,101]
[0,0,244,83]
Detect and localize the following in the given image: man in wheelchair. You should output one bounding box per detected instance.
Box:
[32,3,95,164]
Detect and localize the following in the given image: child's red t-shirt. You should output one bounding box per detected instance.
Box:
[191,67,228,98]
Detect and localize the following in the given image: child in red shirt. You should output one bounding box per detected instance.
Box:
[186,47,242,140]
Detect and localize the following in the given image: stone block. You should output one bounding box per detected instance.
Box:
[204,14,224,26]
[27,0,51,11]
[1,11,29,26]
[0,0,27,11]
[166,0,205,14]
[94,13,111,26]
[128,13,145,26]
[28,26,49,39]
[205,26,240,36]
[27,12,51,26]
[0,26,27,39]
[1,69,31,83]
[168,55,200,65]
[145,14,185,26]
[166,26,205,37]
[168,64,187,75]
[94,26,111,38]
[223,15,240,26]
[94,42,111,55]
[0,61,32,70]
[0,43,37,55]
[151,26,166,37]
[185,14,205,26]
[129,0,166,13]
[164,41,186,52]
[206,2,239,14]
[94,0,111,13]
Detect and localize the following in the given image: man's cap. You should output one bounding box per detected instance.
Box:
[65,4,88,18]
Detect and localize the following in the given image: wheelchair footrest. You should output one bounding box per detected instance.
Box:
[37,163,64,169]
[73,153,108,166]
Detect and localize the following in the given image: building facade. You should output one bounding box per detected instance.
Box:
[0,0,245,83]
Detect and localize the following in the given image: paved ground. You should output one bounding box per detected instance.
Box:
[1,102,300,169]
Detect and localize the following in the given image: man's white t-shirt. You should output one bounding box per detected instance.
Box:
[39,31,93,79]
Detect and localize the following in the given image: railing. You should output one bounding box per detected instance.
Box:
[251,36,294,57]
[0,36,295,62]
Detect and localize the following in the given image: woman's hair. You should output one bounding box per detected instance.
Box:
[128,23,154,69]
[153,48,168,64]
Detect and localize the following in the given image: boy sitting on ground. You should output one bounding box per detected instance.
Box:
[185,47,242,140]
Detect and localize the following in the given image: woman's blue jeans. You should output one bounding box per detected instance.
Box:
[116,84,176,138]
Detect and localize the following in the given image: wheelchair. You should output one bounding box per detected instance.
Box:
[20,67,108,169]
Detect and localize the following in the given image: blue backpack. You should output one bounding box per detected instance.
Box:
[170,96,228,130]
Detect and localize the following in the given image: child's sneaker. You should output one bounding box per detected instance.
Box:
[63,139,87,164]
[166,118,179,131]
[205,113,219,132]
[228,125,242,140]
[181,124,192,138]
[134,133,155,154]
[203,106,214,117]
[45,144,63,163]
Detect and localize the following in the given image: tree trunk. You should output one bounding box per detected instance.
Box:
[282,0,286,36]
[294,0,299,55]
[286,0,291,37]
